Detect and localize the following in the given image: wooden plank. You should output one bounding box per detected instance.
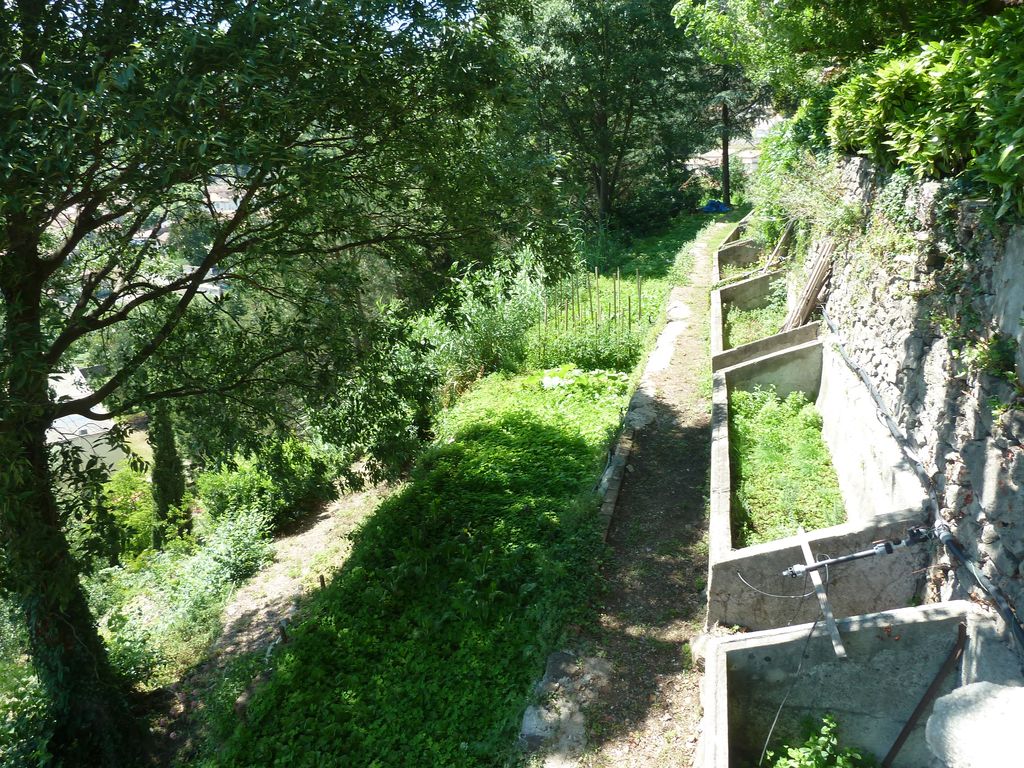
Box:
[781,240,834,332]
[797,526,847,659]
[765,219,796,269]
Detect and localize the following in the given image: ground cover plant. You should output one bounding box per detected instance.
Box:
[207,367,630,767]
[827,8,1024,217]
[729,387,844,546]
[767,714,877,768]
[723,279,787,348]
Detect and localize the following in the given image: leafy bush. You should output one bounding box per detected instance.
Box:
[828,44,974,177]
[826,8,1024,216]
[425,273,544,398]
[746,121,861,252]
[196,438,334,529]
[768,714,877,767]
[730,387,844,546]
[208,369,628,767]
[0,661,53,768]
[103,466,157,557]
[85,502,274,685]
[527,322,644,372]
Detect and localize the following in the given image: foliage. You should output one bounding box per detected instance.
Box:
[729,387,844,546]
[521,0,718,227]
[1,0,576,754]
[767,714,877,768]
[827,44,976,177]
[207,368,628,767]
[196,438,335,530]
[149,401,186,547]
[746,121,862,251]
[723,279,787,349]
[827,9,1024,217]
[673,0,989,104]
[424,271,545,401]
[85,504,274,685]
[102,467,157,560]
[0,660,53,768]
[964,331,1019,380]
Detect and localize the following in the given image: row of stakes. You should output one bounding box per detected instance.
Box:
[542,267,646,334]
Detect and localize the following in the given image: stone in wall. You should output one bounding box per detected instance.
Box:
[818,156,1024,642]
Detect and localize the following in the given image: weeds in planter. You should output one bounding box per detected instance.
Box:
[723,280,788,349]
[766,714,877,768]
[730,387,844,547]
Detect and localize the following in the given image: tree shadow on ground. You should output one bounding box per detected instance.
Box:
[178,410,627,767]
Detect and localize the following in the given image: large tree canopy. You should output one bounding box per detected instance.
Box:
[0,0,565,762]
[520,0,716,229]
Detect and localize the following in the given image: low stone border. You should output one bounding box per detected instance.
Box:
[597,426,635,540]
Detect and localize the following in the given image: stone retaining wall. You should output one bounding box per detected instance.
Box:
[822,157,1024,632]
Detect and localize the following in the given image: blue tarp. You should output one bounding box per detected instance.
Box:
[700,200,732,213]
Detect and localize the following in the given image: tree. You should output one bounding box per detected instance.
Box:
[673,0,993,104]
[521,0,716,230]
[0,0,563,762]
[148,400,185,547]
[706,71,770,207]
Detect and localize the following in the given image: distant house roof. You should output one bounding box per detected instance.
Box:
[46,368,116,445]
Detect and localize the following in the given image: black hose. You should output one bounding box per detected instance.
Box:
[936,523,1024,652]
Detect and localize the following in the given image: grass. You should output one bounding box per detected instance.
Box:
[723,279,788,349]
[729,387,845,547]
[205,368,631,767]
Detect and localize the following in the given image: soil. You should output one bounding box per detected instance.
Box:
[149,482,387,765]
[549,221,731,767]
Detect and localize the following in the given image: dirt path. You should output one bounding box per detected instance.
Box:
[153,483,387,763]
[564,222,729,767]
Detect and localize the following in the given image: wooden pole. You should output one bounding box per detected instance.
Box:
[628,295,632,332]
[587,274,594,325]
[636,269,642,320]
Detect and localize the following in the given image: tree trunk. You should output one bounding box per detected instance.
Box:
[721,101,731,208]
[1,251,144,766]
[593,106,614,231]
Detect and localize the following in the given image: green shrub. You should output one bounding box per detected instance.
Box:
[527,322,644,372]
[85,504,274,684]
[730,387,845,546]
[196,438,334,529]
[768,714,877,768]
[825,8,1024,216]
[208,369,628,767]
[0,661,53,768]
[746,122,861,252]
[103,466,157,558]
[425,273,544,395]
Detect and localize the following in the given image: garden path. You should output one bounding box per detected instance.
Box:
[152,482,387,763]
[545,220,732,768]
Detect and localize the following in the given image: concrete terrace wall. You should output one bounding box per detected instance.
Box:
[710,269,820,371]
[823,156,1024,633]
[700,602,1023,768]
[713,238,760,284]
[707,341,929,629]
